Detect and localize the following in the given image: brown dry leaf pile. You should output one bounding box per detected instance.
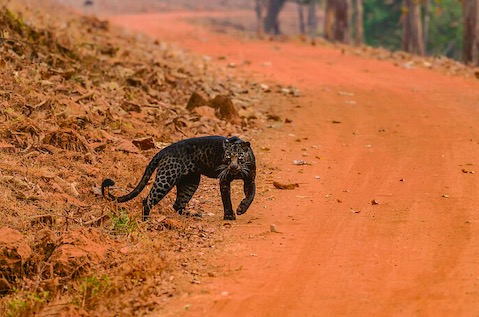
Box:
[0,1,279,315]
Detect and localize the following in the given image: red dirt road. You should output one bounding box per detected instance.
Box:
[109,12,479,316]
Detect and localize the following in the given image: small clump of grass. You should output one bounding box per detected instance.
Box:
[74,274,111,311]
[4,289,50,317]
[110,207,138,234]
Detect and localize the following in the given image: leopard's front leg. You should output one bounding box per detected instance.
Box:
[237,178,256,215]
[220,178,236,220]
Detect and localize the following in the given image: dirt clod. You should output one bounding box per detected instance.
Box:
[209,95,241,124]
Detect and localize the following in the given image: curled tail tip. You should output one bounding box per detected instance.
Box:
[102,178,115,187]
[101,178,115,197]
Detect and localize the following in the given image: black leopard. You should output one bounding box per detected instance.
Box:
[101,136,256,221]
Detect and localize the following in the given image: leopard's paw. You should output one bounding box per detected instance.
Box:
[223,213,236,221]
[236,201,248,215]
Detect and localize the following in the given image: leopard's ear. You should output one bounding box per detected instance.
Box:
[226,136,241,143]
[243,141,251,148]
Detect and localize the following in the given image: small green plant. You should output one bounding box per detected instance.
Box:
[76,275,111,310]
[110,207,137,234]
[5,290,49,317]
[3,8,26,35]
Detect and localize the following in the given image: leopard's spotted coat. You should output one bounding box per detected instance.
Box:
[101,136,256,221]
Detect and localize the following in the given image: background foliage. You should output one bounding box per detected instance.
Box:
[363,0,463,59]
[427,0,463,59]
[364,0,403,50]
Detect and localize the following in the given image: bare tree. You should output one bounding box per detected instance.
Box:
[402,0,425,55]
[324,0,350,43]
[463,0,479,65]
[307,0,317,42]
[297,0,318,43]
[255,0,266,35]
[324,0,335,41]
[264,0,287,35]
[297,0,306,34]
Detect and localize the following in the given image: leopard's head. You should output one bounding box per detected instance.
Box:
[219,136,252,179]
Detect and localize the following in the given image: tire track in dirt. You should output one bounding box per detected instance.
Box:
[108,12,479,316]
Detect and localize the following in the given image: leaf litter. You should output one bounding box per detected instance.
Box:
[0,1,287,315]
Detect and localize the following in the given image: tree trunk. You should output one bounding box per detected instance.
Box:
[324,0,335,41]
[353,0,363,45]
[307,1,317,40]
[463,0,479,65]
[324,0,350,43]
[297,0,306,35]
[255,0,265,35]
[264,0,287,35]
[423,0,430,53]
[336,0,350,43]
[401,0,425,55]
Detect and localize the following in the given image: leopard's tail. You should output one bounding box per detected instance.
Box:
[101,152,162,203]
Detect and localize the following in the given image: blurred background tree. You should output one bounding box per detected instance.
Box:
[429,0,462,59]
[362,0,463,58]
[324,0,350,43]
[363,0,403,50]
[402,0,425,55]
[342,0,463,60]
[260,0,465,61]
[463,0,479,65]
[353,0,364,45]
[264,0,287,34]
[296,0,318,41]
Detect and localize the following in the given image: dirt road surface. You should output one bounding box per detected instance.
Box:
[108,12,479,317]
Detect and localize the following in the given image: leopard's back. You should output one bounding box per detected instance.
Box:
[157,136,226,178]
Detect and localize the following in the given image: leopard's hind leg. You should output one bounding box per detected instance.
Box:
[173,173,201,216]
[142,167,181,221]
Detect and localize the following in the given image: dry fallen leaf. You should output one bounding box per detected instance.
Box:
[54,176,80,197]
[270,224,278,233]
[273,181,299,190]
[350,208,361,214]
